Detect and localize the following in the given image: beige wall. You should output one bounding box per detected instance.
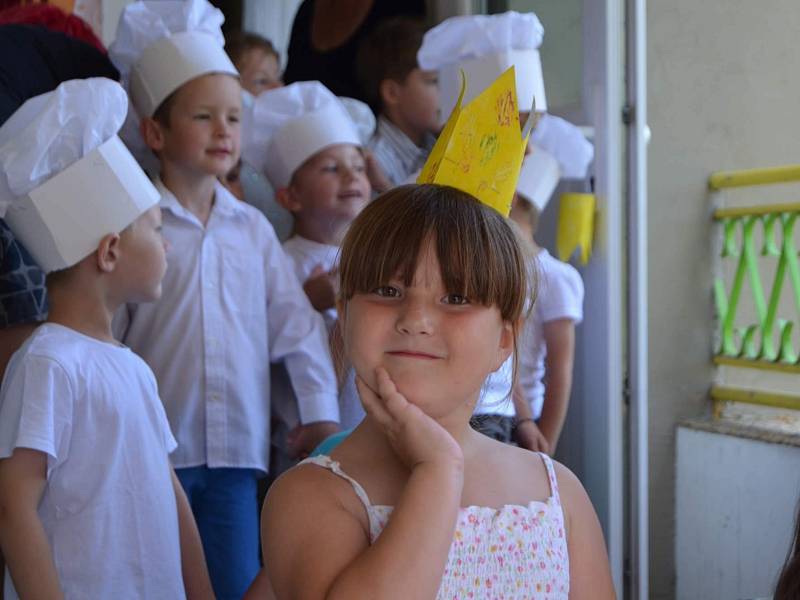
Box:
[647,2,800,597]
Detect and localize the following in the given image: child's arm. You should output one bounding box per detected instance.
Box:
[0,448,63,599]
[171,469,214,600]
[511,382,549,453]
[263,368,464,599]
[537,318,576,453]
[556,462,616,599]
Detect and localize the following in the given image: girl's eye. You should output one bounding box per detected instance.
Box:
[322,164,338,173]
[372,285,401,298]
[444,293,469,305]
[354,163,367,173]
[228,115,240,124]
[194,113,211,120]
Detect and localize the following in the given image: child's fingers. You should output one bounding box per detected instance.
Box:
[375,368,410,420]
[355,375,393,428]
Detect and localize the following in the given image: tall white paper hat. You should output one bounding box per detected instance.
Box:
[109,0,238,117]
[516,147,561,212]
[418,11,546,120]
[0,78,160,273]
[530,113,593,179]
[242,81,362,189]
[339,96,376,146]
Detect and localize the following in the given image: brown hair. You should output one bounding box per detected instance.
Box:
[775,497,800,599]
[225,31,279,67]
[356,17,427,113]
[339,183,531,346]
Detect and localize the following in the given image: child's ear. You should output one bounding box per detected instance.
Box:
[494,321,515,370]
[96,233,122,273]
[275,186,303,213]
[379,79,401,109]
[140,117,166,152]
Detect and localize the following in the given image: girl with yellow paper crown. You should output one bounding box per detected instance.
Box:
[253,70,613,600]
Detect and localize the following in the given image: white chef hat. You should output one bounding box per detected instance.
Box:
[0,78,160,273]
[109,0,238,118]
[531,113,594,179]
[418,11,546,119]
[339,96,376,146]
[516,147,561,212]
[242,81,362,189]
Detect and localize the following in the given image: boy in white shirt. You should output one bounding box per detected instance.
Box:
[110,2,340,597]
[0,78,212,600]
[511,152,584,454]
[357,17,439,190]
[242,82,370,468]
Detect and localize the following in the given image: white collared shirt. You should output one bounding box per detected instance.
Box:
[116,181,339,473]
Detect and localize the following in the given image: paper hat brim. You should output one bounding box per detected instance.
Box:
[5,136,160,273]
[265,101,362,189]
[130,31,238,116]
[516,146,561,212]
[439,49,546,123]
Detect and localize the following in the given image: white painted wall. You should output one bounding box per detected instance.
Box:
[647,2,800,597]
[676,427,800,600]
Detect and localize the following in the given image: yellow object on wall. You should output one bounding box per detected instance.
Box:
[557,192,595,264]
[417,67,533,217]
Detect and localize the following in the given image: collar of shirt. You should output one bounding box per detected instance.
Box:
[286,235,339,258]
[375,115,436,174]
[156,178,249,227]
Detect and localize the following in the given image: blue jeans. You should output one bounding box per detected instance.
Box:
[176,466,260,600]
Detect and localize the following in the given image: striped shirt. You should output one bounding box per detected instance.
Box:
[367,116,436,187]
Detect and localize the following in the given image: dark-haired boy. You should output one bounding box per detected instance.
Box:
[357,17,439,188]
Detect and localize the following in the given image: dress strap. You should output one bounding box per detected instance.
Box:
[538,452,561,503]
[300,455,382,538]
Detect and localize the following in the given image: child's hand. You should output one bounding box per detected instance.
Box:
[514,419,550,454]
[303,266,337,311]
[363,150,392,194]
[356,368,463,470]
[287,421,340,459]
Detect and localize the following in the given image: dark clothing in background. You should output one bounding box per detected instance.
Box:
[0,24,119,326]
[283,0,425,101]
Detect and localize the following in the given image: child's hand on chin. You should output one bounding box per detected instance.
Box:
[356,367,463,470]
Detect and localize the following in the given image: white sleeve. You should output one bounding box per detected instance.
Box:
[263,226,340,424]
[0,354,73,477]
[538,266,584,324]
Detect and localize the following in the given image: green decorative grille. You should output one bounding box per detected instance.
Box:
[714,205,800,366]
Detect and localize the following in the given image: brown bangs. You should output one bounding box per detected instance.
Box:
[339,184,529,323]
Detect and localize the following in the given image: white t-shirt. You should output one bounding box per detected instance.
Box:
[280,235,365,431]
[519,249,584,418]
[0,324,183,599]
[282,235,340,331]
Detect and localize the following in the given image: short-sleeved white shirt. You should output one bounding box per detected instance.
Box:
[519,250,584,418]
[280,236,365,430]
[0,324,183,600]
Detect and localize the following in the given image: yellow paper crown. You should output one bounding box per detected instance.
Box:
[417,66,534,217]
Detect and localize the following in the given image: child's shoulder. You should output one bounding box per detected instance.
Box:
[264,457,372,534]
[19,323,91,365]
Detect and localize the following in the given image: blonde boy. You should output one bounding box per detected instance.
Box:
[510,151,584,454]
[242,81,370,464]
[0,78,212,599]
[110,2,340,597]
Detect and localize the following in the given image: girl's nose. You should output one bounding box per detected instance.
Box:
[395,299,434,336]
